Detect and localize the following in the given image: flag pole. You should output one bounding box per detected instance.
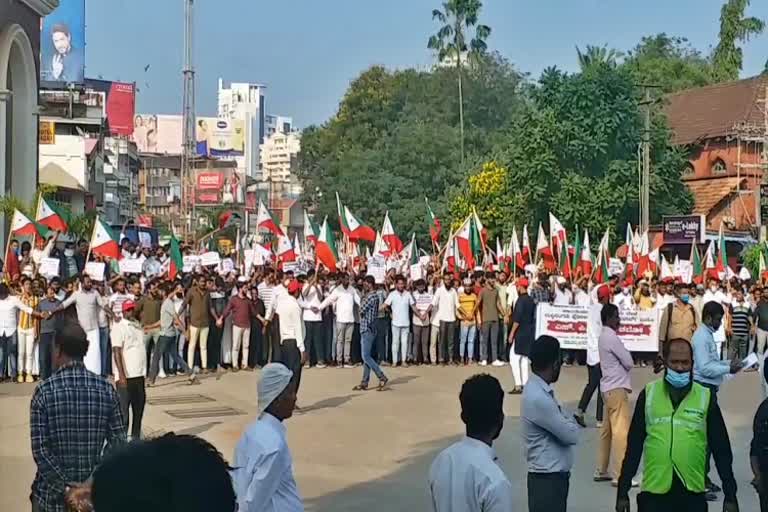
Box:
[3,213,13,278]
[85,216,97,265]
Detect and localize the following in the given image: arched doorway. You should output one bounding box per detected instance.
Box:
[0,23,38,248]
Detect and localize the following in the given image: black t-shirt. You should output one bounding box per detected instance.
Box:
[512,294,536,356]
[755,302,768,331]
[752,396,768,472]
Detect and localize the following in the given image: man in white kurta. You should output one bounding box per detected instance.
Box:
[232,363,302,512]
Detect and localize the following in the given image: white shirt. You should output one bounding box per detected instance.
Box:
[319,285,360,324]
[428,437,513,512]
[586,304,603,366]
[0,296,33,336]
[656,293,676,310]
[275,295,305,352]
[31,238,55,267]
[111,318,147,379]
[613,292,635,311]
[232,413,303,512]
[385,290,414,327]
[553,288,573,305]
[300,283,323,322]
[432,286,459,323]
[703,289,730,306]
[266,284,288,320]
[574,288,590,306]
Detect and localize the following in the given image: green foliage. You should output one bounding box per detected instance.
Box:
[427,0,492,64]
[742,243,764,278]
[576,45,623,71]
[712,0,765,81]
[622,34,718,93]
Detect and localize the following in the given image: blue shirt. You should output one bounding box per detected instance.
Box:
[521,373,580,473]
[692,323,732,387]
[360,292,380,334]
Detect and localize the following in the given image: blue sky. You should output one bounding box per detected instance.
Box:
[85,0,768,128]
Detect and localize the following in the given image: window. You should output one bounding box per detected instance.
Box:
[682,163,695,178]
[712,159,727,175]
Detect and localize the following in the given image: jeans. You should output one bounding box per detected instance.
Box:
[232,325,251,369]
[480,320,499,362]
[0,332,18,379]
[143,330,161,375]
[39,332,55,380]
[439,321,455,363]
[335,322,354,364]
[729,335,749,361]
[375,317,389,363]
[361,330,386,385]
[117,376,146,439]
[528,472,570,512]
[391,325,409,364]
[99,327,111,376]
[149,335,192,383]
[304,321,325,365]
[412,325,430,363]
[459,323,477,361]
[577,363,604,422]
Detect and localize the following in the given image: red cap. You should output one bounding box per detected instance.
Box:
[122,300,136,313]
[597,285,612,301]
[517,277,529,288]
[287,279,302,295]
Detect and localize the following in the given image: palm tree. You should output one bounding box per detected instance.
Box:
[712,0,765,81]
[576,45,622,71]
[428,0,491,165]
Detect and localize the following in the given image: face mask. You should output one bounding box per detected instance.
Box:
[665,368,690,389]
[64,249,74,257]
[710,286,718,292]
[680,294,690,304]
[622,288,629,295]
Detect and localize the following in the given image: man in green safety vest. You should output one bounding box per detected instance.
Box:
[615,337,738,512]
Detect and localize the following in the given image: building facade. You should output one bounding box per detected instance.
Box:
[665,76,767,232]
[0,0,58,246]
[265,114,293,138]
[138,154,182,221]
[103,137,139,224]
[217,79,266,178]
[261,131,301,185]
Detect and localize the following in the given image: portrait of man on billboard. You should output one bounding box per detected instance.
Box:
[40,0,86,84]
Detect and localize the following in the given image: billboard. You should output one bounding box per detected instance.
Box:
[39,121,56,145]
[132,114,183,154]
[196,118,245,157]
[662,215,705,244]
[194,169,244,206]
[40,0,86,84]
[85,80,136,136]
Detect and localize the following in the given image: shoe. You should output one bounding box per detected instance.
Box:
[492,360,505,367]
[243,367,254,372]
[188,373,198,384]
[573,414,587,428]
[508,387,522,395]
[25,374,34,383]
[158,369,167,379]
[594,470,612,482]
[316,363,327,369]
[303,364,310,369]
[232,367,240,372]
[343,364,354,369]
[479,360,488,366]
[16,375,23,383]
[596,421,603,429]
[611,479,638,488]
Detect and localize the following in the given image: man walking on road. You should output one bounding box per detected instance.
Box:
[429,373,512,512]
[354,276,388,391]
[594,304,635,486]
[522,335,581,512]
[616,338,739,512]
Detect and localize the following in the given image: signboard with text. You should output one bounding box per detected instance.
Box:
[662,215,705,244]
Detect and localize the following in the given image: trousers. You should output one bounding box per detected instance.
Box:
[0,332,18,379]
[527,472,569,512]
[391,325,409,364]
[149,335,192,383]
[188,325,209,369]
[277,339,303,393]
[117,376,146,439]
[429,324,440,364]
[480,320,499,362]
[577,363,604,422]
[439,321,455,363]
[361,330,386,385]
[459,323,477,361]
[38,332,55,380]
[232,325,251,369]
[598,388,630,478]
[335,322,354,364]
[304,321,325,365]
[17,327,36,375]
[412,325,430,363]
[509,347,529,387]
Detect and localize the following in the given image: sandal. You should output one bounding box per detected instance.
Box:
[377,378,389,391]
[353,384,368,391]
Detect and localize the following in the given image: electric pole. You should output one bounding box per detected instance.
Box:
[638,85,661,234]
[181,0,196,239]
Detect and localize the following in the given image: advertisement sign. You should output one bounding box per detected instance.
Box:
[535,304,658,352]
[662,215,705,244]
[39,121,56,145]
[132,114,182,154]
[196,118,245,157]
[193,169,244,206]
[41,0,86,84]
[85,80,136,136]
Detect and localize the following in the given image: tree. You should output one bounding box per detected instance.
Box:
[712,0,765,81]
[622,34,717,93]
[427,0,491,165]
[576,45,623,71]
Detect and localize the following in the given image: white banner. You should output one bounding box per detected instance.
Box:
[609,258,625,277]
[84,261,106,282]
[182,255,201,273]
[39,257,60,278]
[200,251,221,267]
[535,304,659,352]
[119,258,143,274]
[367,257,386,284]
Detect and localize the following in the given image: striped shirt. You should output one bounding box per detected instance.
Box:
[731,301,752,338]
[108,292,132,322]
[19,294,39,331]
[258,283,275,312]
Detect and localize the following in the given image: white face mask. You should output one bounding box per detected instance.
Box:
[710,286,718,292]
[64,249,74,257]
[622,288,630,295]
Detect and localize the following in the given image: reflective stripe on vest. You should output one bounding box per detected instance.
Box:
[642,379,710,494]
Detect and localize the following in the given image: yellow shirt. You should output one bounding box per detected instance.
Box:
[19,293,39,331]
[458,293,478,324]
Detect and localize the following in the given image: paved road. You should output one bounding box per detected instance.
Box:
[0,364,763,511]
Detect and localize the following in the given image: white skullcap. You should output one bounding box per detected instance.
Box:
[257,363,293,417]
[556,276,566,284]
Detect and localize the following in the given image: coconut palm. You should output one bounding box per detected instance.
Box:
[428,0,491,165]
[576,45,623,71]
[712,0,765,81]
